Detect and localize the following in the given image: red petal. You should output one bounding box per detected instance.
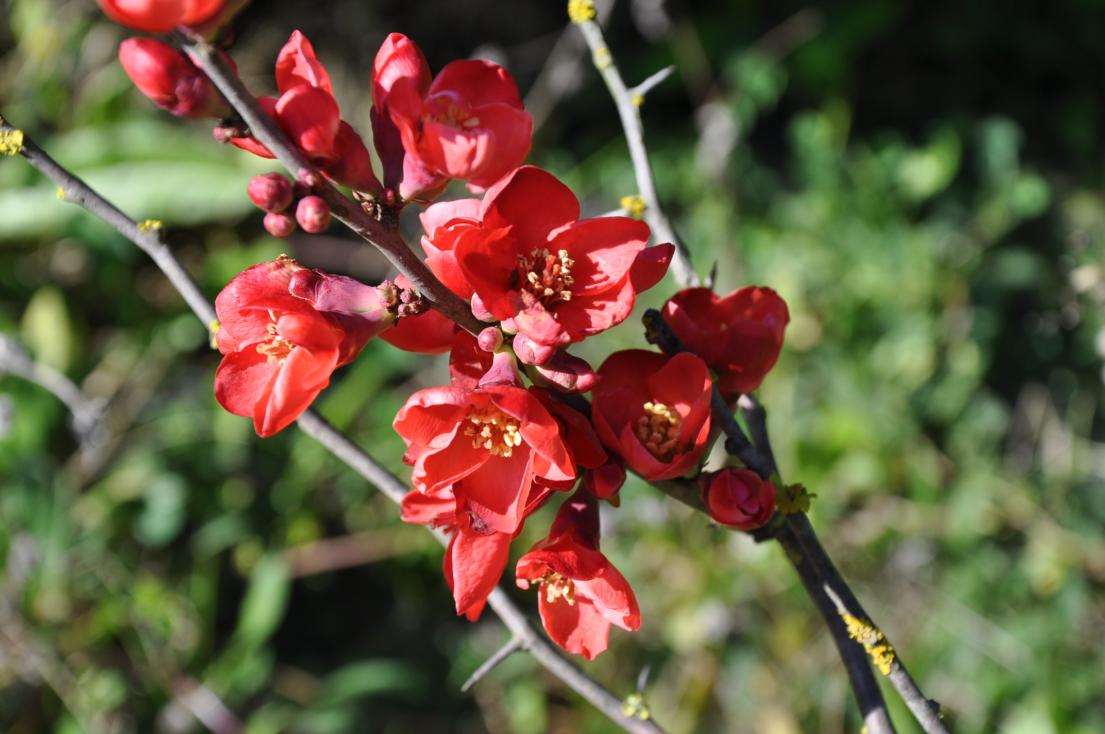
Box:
[252,345,337,437]
[214,348,277,418]
[275,30,333,96]
[458,448,534,534]
[275,85,340,163]
[429,60,524,109]
[537,595,611,660]
[446,524,512,618]
[480,166,579,247]
[381,308,457,355]
[372,33,431,112]
[629,243,674,293]
[553,217,649,296]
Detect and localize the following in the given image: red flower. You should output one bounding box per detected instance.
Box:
[98,0,223,32]
[419,167,673,354]
[400,484,548,621]
[229,32,380,193]
[702,469,776,530]
[591,350,712,480]
[516,492,640,660]
[118,38,227,119]
[393,384,575,536]
[372,33,532,199]
[662,286,789,398]
[214,257,396,437]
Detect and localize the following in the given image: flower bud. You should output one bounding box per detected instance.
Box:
[248,173,294,213]
[118,38,227,119]
[263,211,296,238]
[583,459,626,502]
[477,327,503,352]
[533,350,598,393]
[702,469,776,530]
[511,332,556,366]
[296,195,331,233]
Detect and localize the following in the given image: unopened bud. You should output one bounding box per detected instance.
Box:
[532,350,597,393]
[512,332,557,366]
[702,468,776,530]
[296,195,331,233]
[248,173,294,213]
[263,211,296,238]
[477,327,503,352]
[119,38,227,119]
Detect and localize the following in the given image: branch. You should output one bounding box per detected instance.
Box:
[461,636,522,692]
[736,369,949,733]
[571,4,699,288]
[641,308,896,731]
[177,33,484,336]
[3,118,664,734]
[0,334,106,448]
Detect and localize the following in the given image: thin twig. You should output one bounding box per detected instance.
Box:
[171,677,246,734]
[177,33,484,336]
[642,308,896,731]
[4,119,664,734]
[741,385,949,734]
[628,66,675,100]
[461,637,523,692]
[0,334,105,447]
[572,10,698,287]
[2,118,216,330]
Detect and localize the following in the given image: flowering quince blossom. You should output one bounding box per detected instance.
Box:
[516,491,641,660]
[372,33,532,199]
[592,350,713,480]
[701,468,777,530]
[214,256,399,437]
[662,286,790,398]
[420,166,674,357]
[98,0,224,32]
[119,38,228,119]
[393,383,575,537]
[229,31,380,193]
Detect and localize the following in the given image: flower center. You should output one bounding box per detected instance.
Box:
[463,407,523,457]
[517,248,574,308]
[537,571,576,606]
[255,322,295,363]
[426,101,480,130]
[635,401,682,461]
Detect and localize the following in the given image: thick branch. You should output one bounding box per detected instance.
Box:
[5,119,663,734]
[178,34,484,336]
[573,11,698,288]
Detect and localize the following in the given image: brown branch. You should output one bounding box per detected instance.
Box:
[572,7,699,288]
[177,33,484,336]
[3,118,664,734]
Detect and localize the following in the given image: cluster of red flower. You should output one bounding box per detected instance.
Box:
[105,0,789,659]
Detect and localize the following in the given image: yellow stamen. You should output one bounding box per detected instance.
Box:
[635,401,682,461]
[255,322,295,363]
[518,248,574,308]
[463,407,523,457]
[537,571,576,605]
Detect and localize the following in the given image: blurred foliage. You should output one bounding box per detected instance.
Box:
[3,1,1105,733]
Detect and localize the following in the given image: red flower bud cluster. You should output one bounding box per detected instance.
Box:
[101,0,796,658]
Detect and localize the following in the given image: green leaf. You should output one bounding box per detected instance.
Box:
[234,554,291,648]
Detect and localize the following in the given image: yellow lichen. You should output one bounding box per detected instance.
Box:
[137,219,163,232]
[209,320,221,350]
[621,693,651,721]
[777,482,815,514]
[0,127,24,156]
[55,187,66,200]
[841,611,896,676]
[567,0,596,24]
[620,194,646,220]
[593,46,612,70]
[631,93,645,108]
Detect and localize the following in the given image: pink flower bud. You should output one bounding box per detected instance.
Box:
[118,38,227,119]
[296,195,331,233]
[532,350,598,393]
[477,327,503,352]
[248,173,294,213]
[512,332,556,366]
[263,211,296,238]
[702,469,776,530]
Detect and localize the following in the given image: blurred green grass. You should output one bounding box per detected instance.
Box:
[2,1,1105,733]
